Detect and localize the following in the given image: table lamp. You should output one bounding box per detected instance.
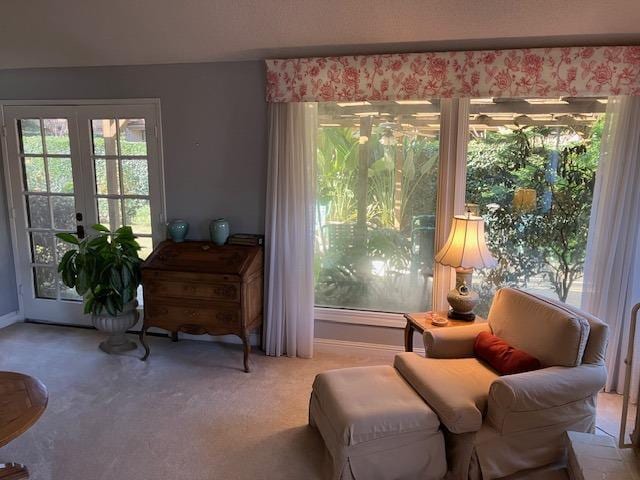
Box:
[434,214,497,320]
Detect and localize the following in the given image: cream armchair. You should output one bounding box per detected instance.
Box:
[394,288,608,480]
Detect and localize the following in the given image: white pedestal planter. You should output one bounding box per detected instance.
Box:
[91,301,139,354]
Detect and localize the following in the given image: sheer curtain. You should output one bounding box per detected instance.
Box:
[581,96,640,400]
[264,102,317,358]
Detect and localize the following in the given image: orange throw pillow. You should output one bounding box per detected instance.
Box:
[474,331,541,375]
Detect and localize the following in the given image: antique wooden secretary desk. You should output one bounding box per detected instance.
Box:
[139,241,263,372]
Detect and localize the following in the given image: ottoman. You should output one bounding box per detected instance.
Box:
[310,365,446,480]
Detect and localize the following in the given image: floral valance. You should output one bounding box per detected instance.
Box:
[266,46,640,102]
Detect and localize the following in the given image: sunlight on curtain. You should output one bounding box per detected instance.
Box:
[264,102,317,358]
[582,96,640,401]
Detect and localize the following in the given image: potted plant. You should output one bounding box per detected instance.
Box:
[57,224,143,354]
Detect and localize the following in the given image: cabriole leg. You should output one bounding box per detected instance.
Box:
[242,332,251,373]
[139,327,150,361]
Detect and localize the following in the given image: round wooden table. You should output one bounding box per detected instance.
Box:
[0,372,48,479]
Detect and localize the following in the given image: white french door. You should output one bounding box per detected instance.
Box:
[2,102,164,325]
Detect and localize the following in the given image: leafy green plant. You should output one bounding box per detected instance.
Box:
[56,225,142,316]
[316,127,359,223]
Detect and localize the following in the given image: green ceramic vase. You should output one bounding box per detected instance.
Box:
[209,218,229,245]
[168,219,189,243]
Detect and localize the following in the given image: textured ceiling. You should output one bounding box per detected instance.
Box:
[1,0,639,70]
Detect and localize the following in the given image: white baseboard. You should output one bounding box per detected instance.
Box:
[0,311,24,330]
[315,307,405,328]
[314,337,425,359]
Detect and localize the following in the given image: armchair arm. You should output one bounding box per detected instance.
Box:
[487,364,607,434]
[424,323,491,358]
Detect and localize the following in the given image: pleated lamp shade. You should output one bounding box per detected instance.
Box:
[435,215,497,269]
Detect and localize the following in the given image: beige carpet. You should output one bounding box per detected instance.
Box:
[0,323,630,480]
[0,323,385,480]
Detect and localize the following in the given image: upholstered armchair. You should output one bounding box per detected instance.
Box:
[394,288,608,480]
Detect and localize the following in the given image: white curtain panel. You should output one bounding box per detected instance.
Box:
[264,102,317,358]
[581,96,640,399]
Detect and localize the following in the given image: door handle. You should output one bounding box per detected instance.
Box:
[77,224,85,239]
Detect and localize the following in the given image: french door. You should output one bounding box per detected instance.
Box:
[2,103,164,325]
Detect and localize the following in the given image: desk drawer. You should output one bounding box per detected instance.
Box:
[144,278,240,303]
[145,302,241,335]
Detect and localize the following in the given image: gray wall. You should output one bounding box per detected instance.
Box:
[0,61,267,316]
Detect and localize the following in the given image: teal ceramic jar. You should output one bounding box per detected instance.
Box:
[168,219,189,243]
[209,218,229,246]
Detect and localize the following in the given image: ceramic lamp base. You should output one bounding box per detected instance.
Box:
[447,310,476,321]
[446,267,479,321]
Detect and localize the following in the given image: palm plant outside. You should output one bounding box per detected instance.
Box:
[315,128,438,312]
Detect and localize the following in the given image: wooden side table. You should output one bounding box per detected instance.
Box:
[0,372,48,480]
[403,311,486,352]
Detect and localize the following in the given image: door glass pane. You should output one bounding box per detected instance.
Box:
[91,116,154,259]
[465,96,606,315]
[97,197,123,230]
[55,236,74,261]
[47,157,74,193]
[94,158,121,195]
[59,278,80,300]
[34,266,56,299]
[119,119,147,156]
[43,119,70,154]
[51,196,76,230]
[27,195,51,228]
[31,232,55,264]
[16,116,81,302]
[121,159,149,195]
[91,119,118,155]
[124,198,151,234]
[22,157,47,192]
[315,101,440,312]
[18,119,43,154]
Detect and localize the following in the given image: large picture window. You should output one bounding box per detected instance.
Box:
[314,97,607,317]
[315,101,440,312]
[465,97,606,315]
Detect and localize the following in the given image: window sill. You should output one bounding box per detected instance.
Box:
[314,307,406,329]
